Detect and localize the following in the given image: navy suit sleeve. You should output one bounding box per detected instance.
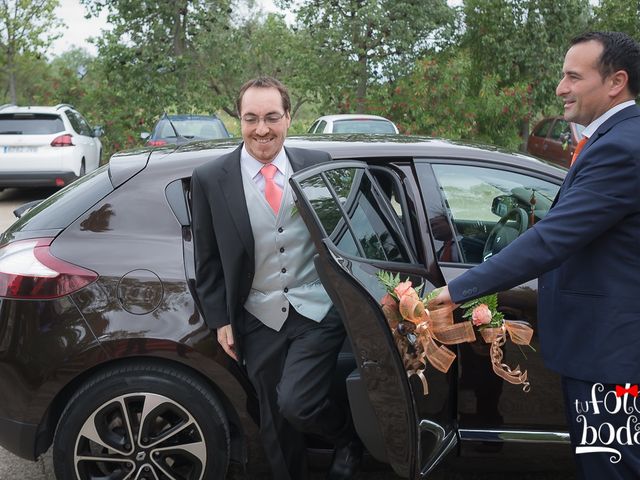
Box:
[450,135,640,303]
[191,169,230,329]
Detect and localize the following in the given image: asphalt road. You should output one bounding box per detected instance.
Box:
[0,187,576,480]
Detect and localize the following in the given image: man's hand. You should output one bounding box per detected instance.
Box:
[216,325,237,361]
[430,286,459,310]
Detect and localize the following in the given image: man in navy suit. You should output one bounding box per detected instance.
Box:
[435,32,640,479]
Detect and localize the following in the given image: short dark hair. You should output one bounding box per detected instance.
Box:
[571,31,640,97]
[236,76,291,116]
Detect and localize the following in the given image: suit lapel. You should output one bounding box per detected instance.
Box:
[551,104,639,208]
[285,146,311,172]
[575,104,639,162]
[218,145,315,258]
[218,144,254,262]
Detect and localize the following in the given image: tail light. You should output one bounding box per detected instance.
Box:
[0,238,98,299]
[147,139,167,146]
[51,134,74,147]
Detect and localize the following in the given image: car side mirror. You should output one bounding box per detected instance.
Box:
[93,126,104,138]
[491,195,518,217]
[140,132,150,140]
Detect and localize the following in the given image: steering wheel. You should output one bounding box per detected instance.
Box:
[482,207,528,261]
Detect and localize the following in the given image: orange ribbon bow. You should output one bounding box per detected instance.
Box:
[615,384,639,397]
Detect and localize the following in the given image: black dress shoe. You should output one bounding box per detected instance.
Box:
[327,438,363,480]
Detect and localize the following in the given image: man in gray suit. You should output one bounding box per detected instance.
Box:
[191,77,360,480]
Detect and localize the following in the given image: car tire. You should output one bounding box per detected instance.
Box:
[52,361,230,480]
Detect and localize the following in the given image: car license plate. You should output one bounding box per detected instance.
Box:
[2,146,37,153]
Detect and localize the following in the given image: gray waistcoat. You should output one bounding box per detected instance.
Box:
[241,161,332,331]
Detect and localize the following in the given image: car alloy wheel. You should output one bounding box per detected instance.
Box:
[53,362,230,480]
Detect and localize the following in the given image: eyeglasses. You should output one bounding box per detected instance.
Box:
[240,112,286,126]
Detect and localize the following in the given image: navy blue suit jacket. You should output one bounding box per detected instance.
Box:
[450,104,640,383]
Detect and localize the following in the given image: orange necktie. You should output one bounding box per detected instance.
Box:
[570,137,588,166]
[261,163,282,214]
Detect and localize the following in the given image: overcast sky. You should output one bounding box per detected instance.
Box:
[51,0,282,56]
[51,0,108,55]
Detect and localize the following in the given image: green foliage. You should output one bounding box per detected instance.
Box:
[377,271,402,298]
[460,294,505,327]
[462,0,590,140]
[0,0,63,103]
[1,0,637,160]
[280,0,456,113]
[371,50,532,149]
[590,0,640,42]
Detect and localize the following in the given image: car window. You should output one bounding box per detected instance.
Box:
[427,164,559,264]
[74,112,94,136]
[308,120,319,133]
[156,117,228,140]
[65,110,84,135]
[532,119,552,138]
[297,166,412,263]
[316,120,327,133]
[332,119,396,134]
[0,113,64,134]
[1,165,113,237]
[549,120,570,141]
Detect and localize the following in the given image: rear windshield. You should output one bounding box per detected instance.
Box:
[2,166,113,237]
[333,119,396,134]
[154,117,229,140]
[0,113,65,135]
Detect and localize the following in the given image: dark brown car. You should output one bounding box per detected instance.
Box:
[527,116,585,168]
[0,136,572,480]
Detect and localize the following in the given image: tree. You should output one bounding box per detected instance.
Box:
[75,0,235,154]
[0,0,63,103]
[194,12,328,118]
[462,0,590,145]
[81,0,233,109]
[279,0,456,113]
[371,50,532,149]
[591,0,640,42]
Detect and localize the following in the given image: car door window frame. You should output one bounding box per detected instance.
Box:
[295,160,418,266]
[368,164,419,256]
[532,119,553,139]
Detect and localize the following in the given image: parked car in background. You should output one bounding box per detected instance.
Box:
[0,104,102,189]
[526,116,585,168]
[141,114,231,146]
[308,114,399,134]
[0,135,573,480]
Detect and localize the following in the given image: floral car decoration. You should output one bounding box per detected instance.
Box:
[377,271,534,394]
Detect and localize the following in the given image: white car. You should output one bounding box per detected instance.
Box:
[0,104,102,188]
[308,114,399,134]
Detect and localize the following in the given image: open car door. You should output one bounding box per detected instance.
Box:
[290,161,457,479]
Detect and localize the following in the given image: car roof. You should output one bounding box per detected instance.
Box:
[121,134,566,183]
[532,115,581,127]
[0,104,74,114]
[164,114,221,120]
[314,114,395,122]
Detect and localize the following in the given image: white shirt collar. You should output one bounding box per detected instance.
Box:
[581,100,636,139]
[240,144,289,179]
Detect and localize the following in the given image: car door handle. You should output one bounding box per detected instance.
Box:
[360,351,382,369]
[361,360,381,369]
